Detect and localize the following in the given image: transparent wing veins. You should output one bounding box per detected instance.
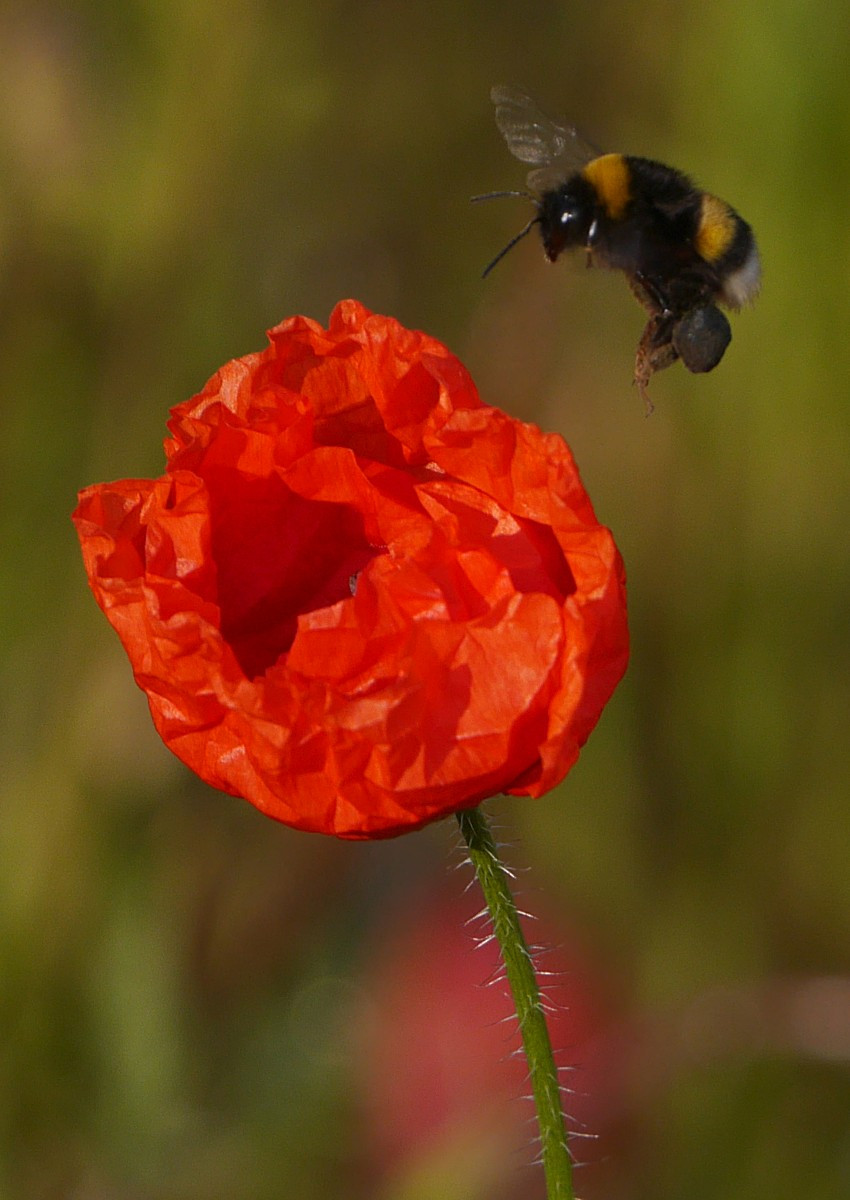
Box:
[490,85,600,185]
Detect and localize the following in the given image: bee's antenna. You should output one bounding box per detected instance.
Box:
[479,215,540,278]
[470,189,533,203]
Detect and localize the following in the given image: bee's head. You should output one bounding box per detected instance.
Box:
[473,176,595,277]
[537,182,594,263]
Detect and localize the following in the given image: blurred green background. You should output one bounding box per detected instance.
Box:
[3,1,850,1197]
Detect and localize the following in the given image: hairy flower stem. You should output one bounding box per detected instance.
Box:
[457,806,574,1200]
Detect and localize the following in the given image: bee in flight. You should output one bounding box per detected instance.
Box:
[476,85,761,410]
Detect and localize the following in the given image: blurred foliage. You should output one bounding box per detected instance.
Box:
[2,0,850,1197]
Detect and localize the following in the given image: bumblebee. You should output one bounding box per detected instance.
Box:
[477,86,761,409]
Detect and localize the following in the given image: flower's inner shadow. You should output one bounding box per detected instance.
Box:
[209,472,374,678]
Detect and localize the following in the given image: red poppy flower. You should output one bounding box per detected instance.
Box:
[73,300,627,838]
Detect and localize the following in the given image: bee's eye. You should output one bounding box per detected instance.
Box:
[560,211,572,225]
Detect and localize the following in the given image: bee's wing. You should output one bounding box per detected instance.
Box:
[490,85,599,184]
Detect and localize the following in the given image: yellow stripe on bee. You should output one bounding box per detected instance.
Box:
[695,193,736,261]
[582,154,631,220]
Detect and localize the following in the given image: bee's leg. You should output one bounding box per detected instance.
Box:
[584,218,599,268]
[629,271,672,318]
[633,310,679,415]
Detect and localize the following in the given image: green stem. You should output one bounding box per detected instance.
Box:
[456,806,574,1200]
